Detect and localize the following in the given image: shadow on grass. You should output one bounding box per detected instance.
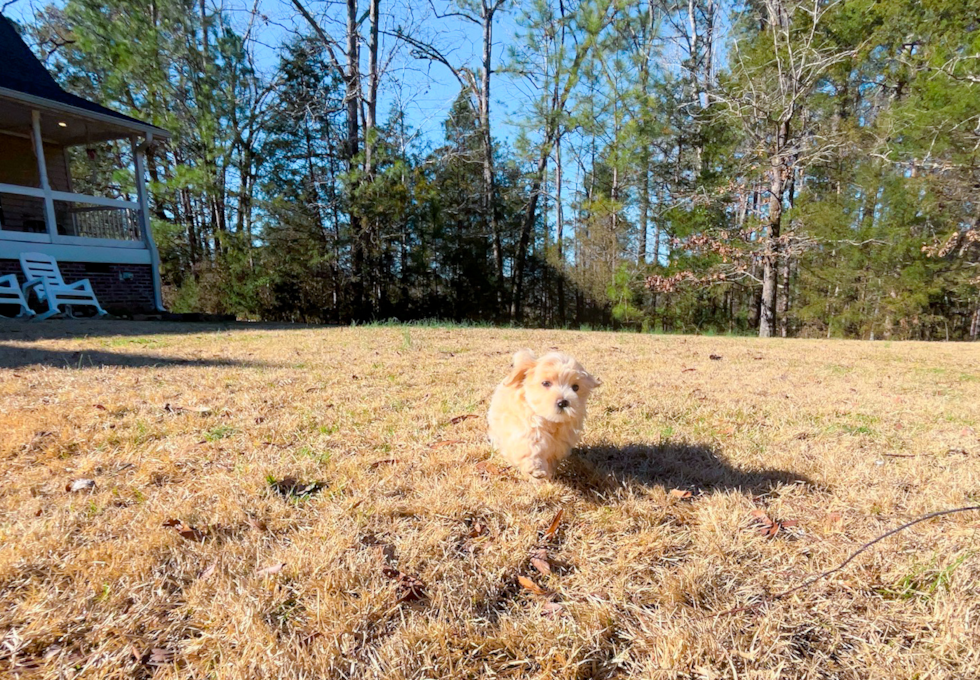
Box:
[0,318,323,342]
[561,440,814,499]
[0,343,268,369]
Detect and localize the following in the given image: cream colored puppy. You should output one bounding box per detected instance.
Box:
[487,349,600,480]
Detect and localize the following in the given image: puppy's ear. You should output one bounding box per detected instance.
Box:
[504,349,537,387]
[580,372,601,390]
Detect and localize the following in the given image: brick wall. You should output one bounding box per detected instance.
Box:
[0,259,156,315]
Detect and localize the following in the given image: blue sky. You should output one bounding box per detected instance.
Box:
[4,0,528,150]
[237,0,529,148]
[4,0,725,265]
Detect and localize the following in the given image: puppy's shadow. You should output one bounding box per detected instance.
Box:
[561,441,814,500]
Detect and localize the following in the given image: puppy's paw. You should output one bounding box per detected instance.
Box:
[525,462,556,482]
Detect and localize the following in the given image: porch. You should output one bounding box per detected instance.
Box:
[0,94,167,310]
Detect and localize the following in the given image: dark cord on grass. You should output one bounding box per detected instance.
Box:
[713,505,980,618]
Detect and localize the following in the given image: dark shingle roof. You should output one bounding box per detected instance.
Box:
[0,14,166,135]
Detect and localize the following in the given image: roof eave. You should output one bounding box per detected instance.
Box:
[0,87,171,140]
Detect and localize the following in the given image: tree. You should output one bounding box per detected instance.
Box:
[711,0,853,337]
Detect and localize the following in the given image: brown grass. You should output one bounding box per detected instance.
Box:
[1,320,979,679]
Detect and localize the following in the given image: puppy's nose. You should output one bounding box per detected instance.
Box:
[557,399,570,409]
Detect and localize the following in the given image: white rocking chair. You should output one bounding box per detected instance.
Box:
[0,274,34,318]
[19,252,108,321]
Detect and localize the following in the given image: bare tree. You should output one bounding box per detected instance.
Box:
[711,0,852,337]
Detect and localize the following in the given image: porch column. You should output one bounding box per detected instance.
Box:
[132,133,165,311]
[31,110,58,238]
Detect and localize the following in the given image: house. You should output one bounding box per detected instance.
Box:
[0,14,169,315]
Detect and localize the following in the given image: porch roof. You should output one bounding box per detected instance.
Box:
[0,15,170,144]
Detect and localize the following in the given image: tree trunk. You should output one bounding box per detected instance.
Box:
[511,149,550,322]
[556,132,565,326]
[364,0,380,178]
[345,0,367,318]
[638,142,650,266]
[480,1,504,312]
[759,164,781,338]
[969,306,979,341]
[777,165,795,337]
[759,120,788,338]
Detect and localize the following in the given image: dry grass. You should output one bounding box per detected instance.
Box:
[1,320,979,679]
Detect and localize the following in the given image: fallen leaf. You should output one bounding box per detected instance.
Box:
[541,601,565,617]
[430,439,465,448]
[147,648,176,666]
[530,549,552,576]
[682,367,697,373]
[94,404,107,411]
[475,460,503,475]
[467,523,489,539]
[710,354,723,360]
[449,414,478,425]
[379,544,397,563]
[518,575,551,596]
[370,459,400,468]
[247,516,269,531]
[198,562,217,581]
[256,562,286,576]
[178,525,204,540]
[749,509,796,539]
[759,521,780,539]
[383,568,427,602]
[544,508,564,540]
[163,519,206,541]
[669,489,693,499]
[66,478,96,493]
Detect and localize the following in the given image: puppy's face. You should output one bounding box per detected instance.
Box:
[506,350,599,423]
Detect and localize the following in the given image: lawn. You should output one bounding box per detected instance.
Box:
[1,321,979,679]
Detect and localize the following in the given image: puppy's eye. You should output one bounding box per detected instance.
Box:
[541,381,552,388]
[572,384,579,392]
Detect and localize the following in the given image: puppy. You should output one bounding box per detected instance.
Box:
[487,349,599,480]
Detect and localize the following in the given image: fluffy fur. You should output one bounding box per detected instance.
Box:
[487,349,599,480]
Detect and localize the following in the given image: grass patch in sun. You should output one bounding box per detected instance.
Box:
[205,425,237,441]
[879,551,975,601]
[1,320,979,678]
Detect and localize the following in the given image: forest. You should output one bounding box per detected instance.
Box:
[13,0,980,339]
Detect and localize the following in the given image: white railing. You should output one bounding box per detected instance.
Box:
[0,183,144,248]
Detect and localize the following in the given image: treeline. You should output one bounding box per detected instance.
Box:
[22,0,980,338]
